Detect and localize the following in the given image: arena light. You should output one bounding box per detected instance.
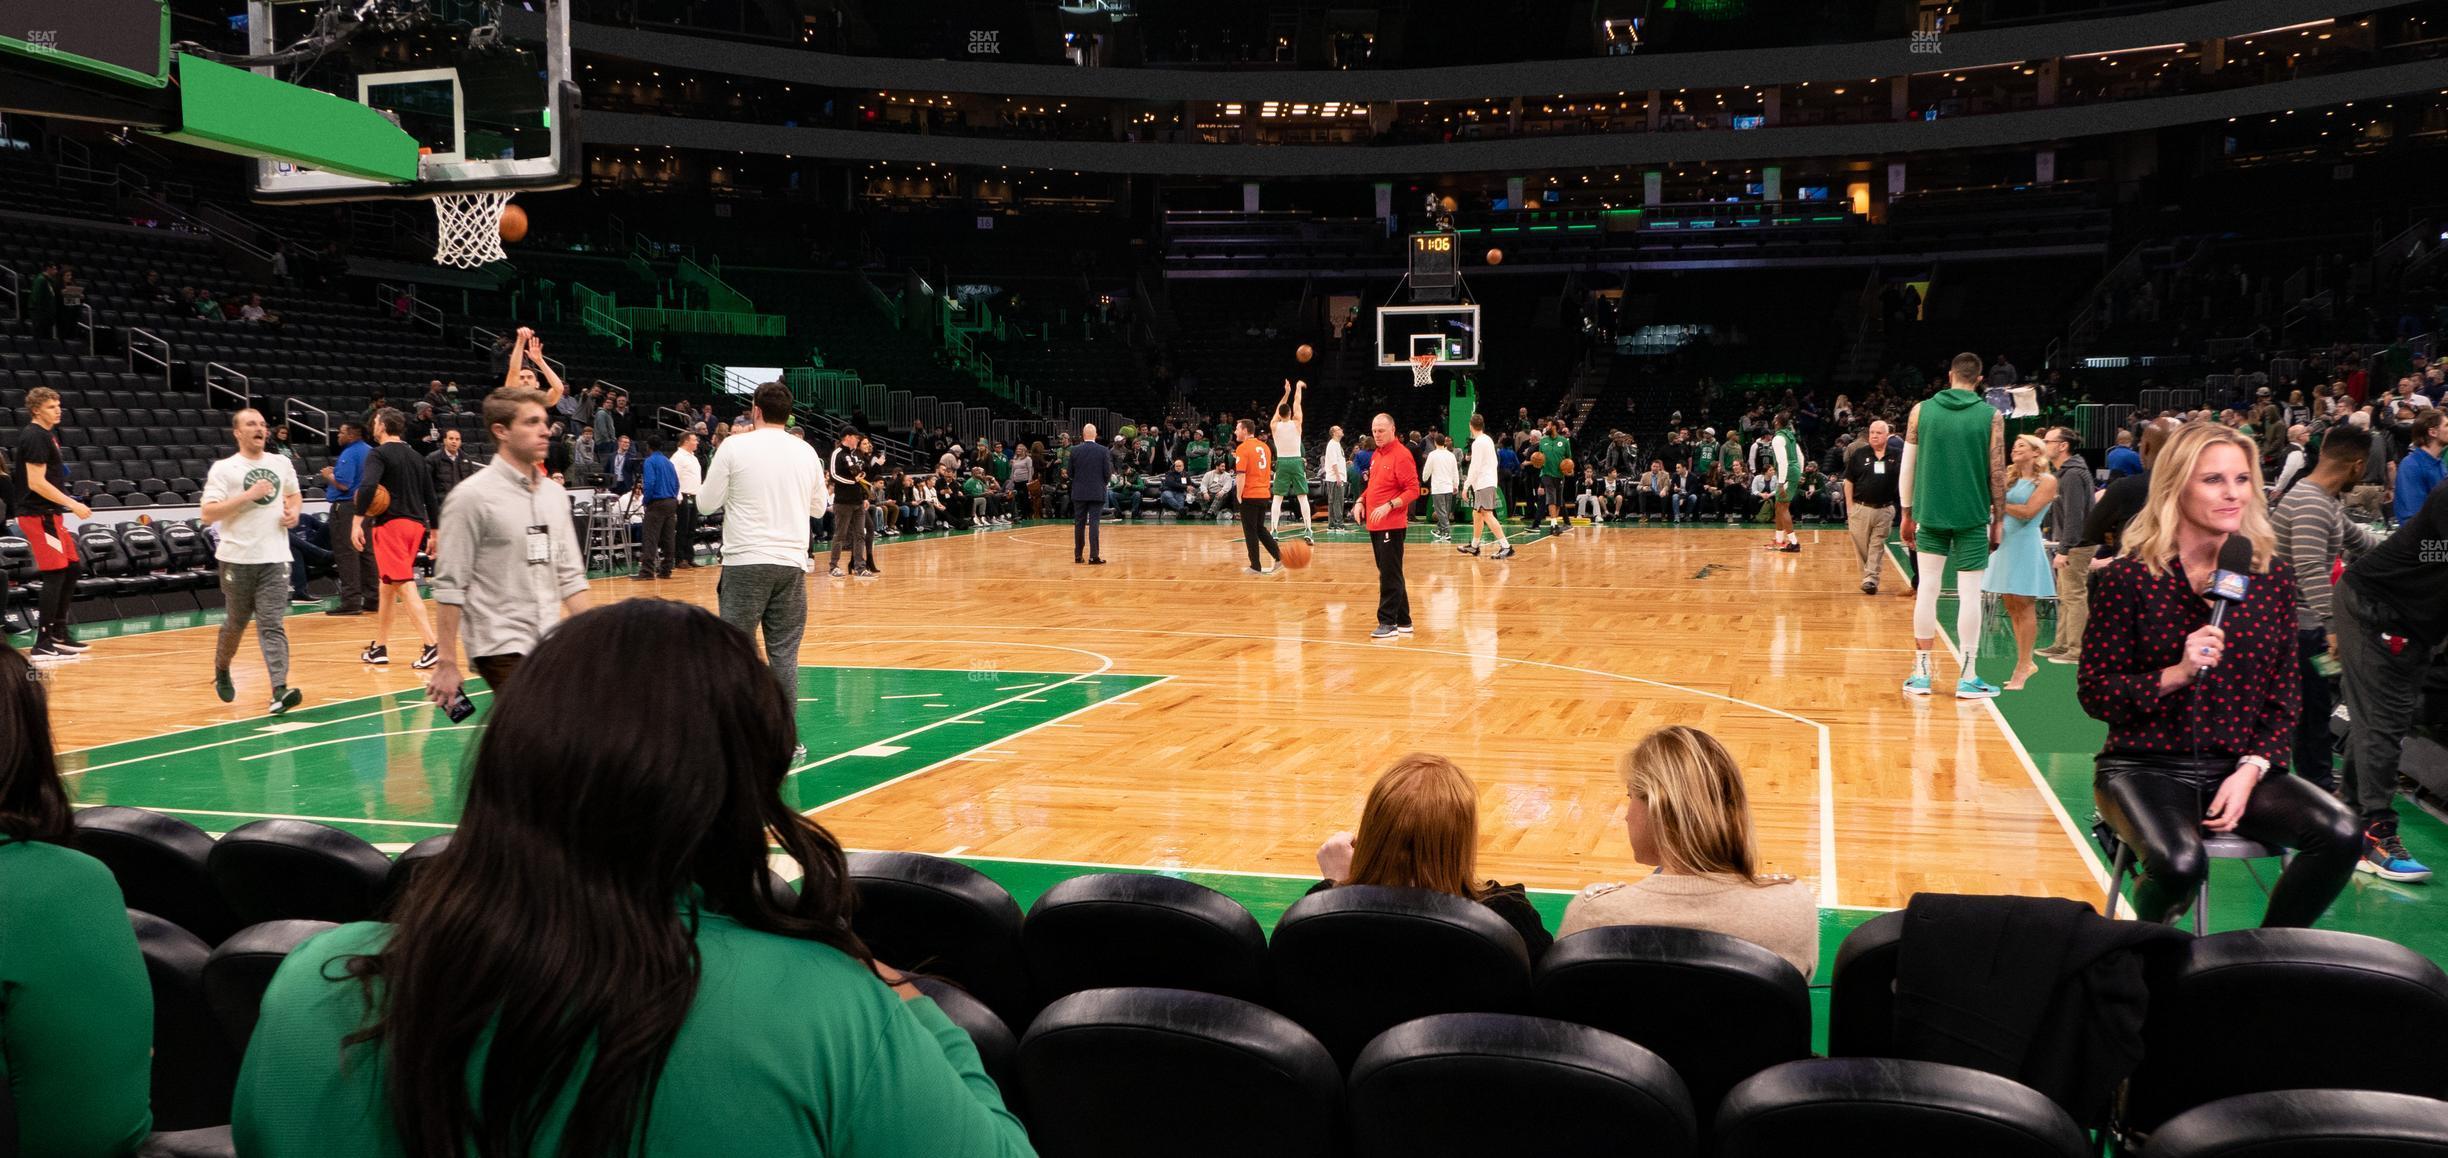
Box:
[2240,18,2332,37]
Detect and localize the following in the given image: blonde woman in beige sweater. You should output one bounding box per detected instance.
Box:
[1558,726,1819,978]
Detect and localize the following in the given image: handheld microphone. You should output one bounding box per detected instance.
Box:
[2206,533,2255,629]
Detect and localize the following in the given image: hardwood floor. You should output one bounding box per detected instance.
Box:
[44,518,2106,909]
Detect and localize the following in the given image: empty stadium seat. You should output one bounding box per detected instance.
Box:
[129,909,239,1131]
[1269,885,1533,1069]
[205,819,393,926]
[1347,1013,1696,1158]
[1021,872,1270,1005]
[1019,988,1339,1158]
[73,806,245,945]
[1533,925,1812,1115]
[845,852,1032,1028]
[1827,909,1905,1058]
[911,975,1023,1117]
[1715,1058,2091,1158]
[381,832,454,914]
[2145,1089,2448,1156]
[2125,929,2448,1133]
[203,919,339,1048]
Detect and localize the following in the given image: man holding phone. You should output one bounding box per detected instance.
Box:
[425,385,592,714]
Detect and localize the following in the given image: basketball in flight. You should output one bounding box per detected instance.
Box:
[500,204,529,243]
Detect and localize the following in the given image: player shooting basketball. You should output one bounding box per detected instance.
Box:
[1269,380,1315,541]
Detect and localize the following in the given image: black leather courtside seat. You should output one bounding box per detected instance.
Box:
[1022,872,1269,1005]
[1827,909,1905,1058]
[1714,1058,2091,1158]
[128,910,239,1131]
[1270,884,1532,1069]
[1534,925,1811,1116]
[2126,929,2448,1133]
[912,976,1023,1120]
[75,806,243,945]
[203,920,338,1049]
[845,852,1032,1028]
[1018,987,1338,1158]
[2146,1089,2448,1157]
[380,832,453,915]
[1348,1013,1697,1158]
[205,819,392,926]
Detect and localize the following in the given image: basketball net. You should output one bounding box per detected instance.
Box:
[432,191,516,269]
[1410,353,1438,388]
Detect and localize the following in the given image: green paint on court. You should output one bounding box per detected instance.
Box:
[1892,541,2448,968]
[61,666,1161,844]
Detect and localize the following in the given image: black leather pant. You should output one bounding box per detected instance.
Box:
[2094,752,2360,928]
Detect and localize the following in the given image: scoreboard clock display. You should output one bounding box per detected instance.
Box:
[1409,231,1459,291]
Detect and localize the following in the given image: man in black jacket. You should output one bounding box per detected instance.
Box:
[1069,422,1112,564]
[426,429,474,505]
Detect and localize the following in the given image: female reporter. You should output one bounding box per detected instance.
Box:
[233,601,1032,1157]
[2077,422,2358,928]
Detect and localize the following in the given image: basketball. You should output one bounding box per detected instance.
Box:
[1296,343,1313,363]
[499,204,528,243]
[1486,247,1504,265]
[361,484,391,518]
[1528,450,1545,469]
[1281,539,1313,570]
[1439,195,1458,213]
[1561,458,1575,475]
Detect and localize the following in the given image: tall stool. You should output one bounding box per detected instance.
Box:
[2099,827,2290,934]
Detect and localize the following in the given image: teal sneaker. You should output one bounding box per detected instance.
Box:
[1902,674,1933,696]
[213,669,235,703]
[1956,677,2002,700]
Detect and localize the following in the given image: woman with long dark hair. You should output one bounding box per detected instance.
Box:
[2077,422,2359,927]
[1,646,157,1156]
[234,601,1033,1157]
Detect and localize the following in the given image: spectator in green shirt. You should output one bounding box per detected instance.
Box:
[1185,431,1212,475]
[1537,422,1573,530]
[1,645,155,1158]
[233,601,1033,1158]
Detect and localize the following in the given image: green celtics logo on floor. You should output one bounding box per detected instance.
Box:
[244,466,282,504]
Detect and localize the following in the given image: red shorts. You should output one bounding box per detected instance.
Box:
[16,515,77,571]
[372,518,426,585]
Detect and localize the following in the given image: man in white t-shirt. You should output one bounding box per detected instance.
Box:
[671,429,705,568]
[1268,378,1314,539]
[1459,413,1514,560]
[1423,434,1460,542]
[1320,424,1349,531]
[699,383,824,720]
[200,407,305,715]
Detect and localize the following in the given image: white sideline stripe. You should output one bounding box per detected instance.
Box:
[64,692,493,776]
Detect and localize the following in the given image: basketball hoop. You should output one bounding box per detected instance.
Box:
[431,191,515,269]
[1410,353,1439,388]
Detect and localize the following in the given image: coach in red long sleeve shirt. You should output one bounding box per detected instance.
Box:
[1356,413,1421,638]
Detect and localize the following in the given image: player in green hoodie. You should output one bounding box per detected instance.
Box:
[1900,352,2008,699]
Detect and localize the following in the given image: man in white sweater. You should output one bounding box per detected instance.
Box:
[1422,434,1460,542]
[1458,413,1513,559]
[697,383,823,720]
[671,429,705,568]
[1320,425,1349,532]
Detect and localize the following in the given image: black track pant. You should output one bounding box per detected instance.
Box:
[1239,498,1280,570]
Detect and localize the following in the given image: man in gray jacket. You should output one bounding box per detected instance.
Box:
[2037,426,2097,665]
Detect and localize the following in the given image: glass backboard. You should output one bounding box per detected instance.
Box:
[1376,304,1481,369]
[248,0,576,202]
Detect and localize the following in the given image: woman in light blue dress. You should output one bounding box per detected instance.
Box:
[1985,433,2060,690]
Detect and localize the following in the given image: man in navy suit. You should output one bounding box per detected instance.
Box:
[1069,422,1112,565]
